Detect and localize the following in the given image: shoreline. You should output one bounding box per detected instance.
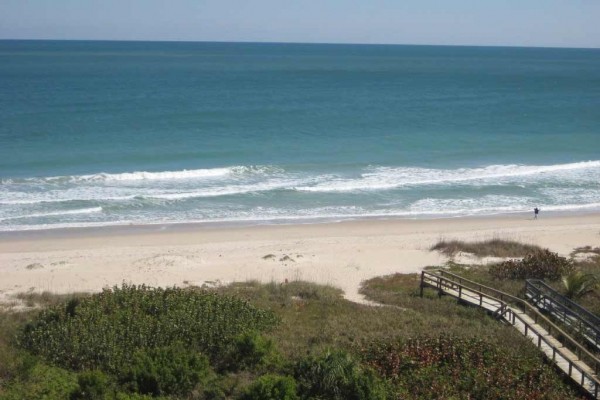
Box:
[1,208,596,241]
[1,212,599,306]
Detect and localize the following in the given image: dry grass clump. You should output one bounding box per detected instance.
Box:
[431,239,542,258]
[13,291,90,309]
[571,246,600,257]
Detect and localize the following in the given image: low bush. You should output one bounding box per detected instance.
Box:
[70,370,112,400]
[118,343,212,396]
[294,350,388,400]
[489,250,574,280]
[19,284,278,373]
[360,335,581,399]
[241,374,298,400]
[221,332,281,372]
[0,363,78,400]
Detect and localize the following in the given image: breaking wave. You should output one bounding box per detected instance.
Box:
[0,165,278,184]
[1,160,599,231]
[295,160,600,193]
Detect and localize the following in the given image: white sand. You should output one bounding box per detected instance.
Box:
[1,213,599,305]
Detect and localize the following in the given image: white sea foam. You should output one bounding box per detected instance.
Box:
[77,168,233,182]
[2,201,600,232]
[0,187,139,205]
[295,160,600,193]
[0,207,103,221]
[1,160,599,231]
[142,179,307,200]
[0,170,315,205]
[1,165,279,185]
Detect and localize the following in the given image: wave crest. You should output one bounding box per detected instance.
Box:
[2,165,281,184]
[0,207,103,221]
[296,160,600,193]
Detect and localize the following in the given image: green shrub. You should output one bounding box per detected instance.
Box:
[241,374,298,400]
[562,270,598,299]
[0,363,78,400]
[222,332,281,372]
[489,250,574,280]
[295,350,388,400]
[19,284,278,373]
[118,343,211,396]
[114,393,159,400]
[361,335,580,399]
[0,311,35,386]
[70,370,112,399]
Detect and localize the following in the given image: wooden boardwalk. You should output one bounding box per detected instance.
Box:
[421,270,600,399]
[526,279,600,352]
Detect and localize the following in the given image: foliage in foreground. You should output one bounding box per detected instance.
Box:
[0,363,78,400]
[241,374,298,400]
[1,278,592,399]
[295,350,388,400]
[118,343,212,396]
[222,331,282,373]
[361,335,581,400]
[19,284,278,373]
[562,270,599,300]
[489,249,574,280]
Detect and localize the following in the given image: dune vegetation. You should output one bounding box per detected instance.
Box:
[430,238,543,258]
[1,245,598,399]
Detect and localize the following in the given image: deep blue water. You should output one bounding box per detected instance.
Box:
[1,40,599,230]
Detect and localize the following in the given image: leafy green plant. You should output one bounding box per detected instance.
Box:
[118,343,211,396]
[19,284,278,373]
[489,250,574,280]
[222,332,282,372]
[562,271,598,299]
[240,374,298,400]
[70,370,112,400]
[360,335,581,399]
[0,363,78,400]
[295,350,388,400]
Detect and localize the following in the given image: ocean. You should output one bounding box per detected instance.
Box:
[1,40,599,231]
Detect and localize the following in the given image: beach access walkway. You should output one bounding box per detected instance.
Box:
[526,278,600,353]
[420,270,600,399]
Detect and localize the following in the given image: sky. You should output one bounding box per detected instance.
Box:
[0,0,599,48]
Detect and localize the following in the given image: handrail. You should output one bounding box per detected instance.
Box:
[431,270,600,374]
[526,279,600,351]
[420,270,600,398]
[527,279,600,325]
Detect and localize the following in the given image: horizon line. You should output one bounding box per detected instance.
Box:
[0,37,598,51]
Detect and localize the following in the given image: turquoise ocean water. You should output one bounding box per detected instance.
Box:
[0,40,599,231]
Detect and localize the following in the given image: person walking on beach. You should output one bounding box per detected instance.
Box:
[534,207,539,219]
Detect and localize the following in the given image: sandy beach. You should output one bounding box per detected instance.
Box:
[1,213,599,306]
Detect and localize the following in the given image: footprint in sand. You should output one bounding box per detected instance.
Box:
[134,254,203,271]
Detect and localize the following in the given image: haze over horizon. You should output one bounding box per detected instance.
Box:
[1,0,599,49]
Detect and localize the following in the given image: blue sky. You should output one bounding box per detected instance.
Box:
[0,0,598,48]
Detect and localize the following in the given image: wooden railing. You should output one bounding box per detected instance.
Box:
[420,270,600,399]
[526,279,600,352]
